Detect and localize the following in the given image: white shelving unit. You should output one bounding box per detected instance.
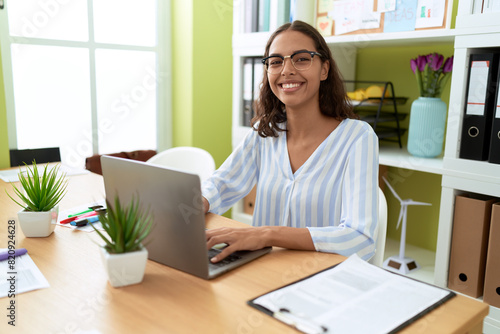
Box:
[232,1,500,331]
[435,1,500,328]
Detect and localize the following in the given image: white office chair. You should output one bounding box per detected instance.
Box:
[146,146,216,182]
[369,188,388,267]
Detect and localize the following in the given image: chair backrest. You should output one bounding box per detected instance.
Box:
[146,146,216,182]
[369,187,388,267]
[10,147,61,167]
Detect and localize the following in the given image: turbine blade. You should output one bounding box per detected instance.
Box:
[407,200,432,206]
[396,207,404,229]
[382,176,403,203]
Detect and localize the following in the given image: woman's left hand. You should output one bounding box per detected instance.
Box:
[206,227,270,263]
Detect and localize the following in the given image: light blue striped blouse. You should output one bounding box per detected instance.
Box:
[202,118,379,260]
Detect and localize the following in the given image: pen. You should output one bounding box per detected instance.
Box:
[60,211,99,224]
[71,215,100,227]
[67,208,93,217]
[0,248,28,261]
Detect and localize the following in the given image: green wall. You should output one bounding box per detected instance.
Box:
[0,3,457,250]
[0,50,9,169]
[356,43,455,252]
[171,0,233,167]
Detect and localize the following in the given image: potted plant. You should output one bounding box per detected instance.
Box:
[91,195,153,288]
[407,53,454,158]
[6,161,68,237]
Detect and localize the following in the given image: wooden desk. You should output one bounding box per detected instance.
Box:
[0,172,489,333]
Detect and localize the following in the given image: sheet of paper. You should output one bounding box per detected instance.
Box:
[331,0,362,35]
[330,0,380,35]
[415,0,446,28]
[0,164,90,183]
[317,0,335,13]
[378,0,397,12]
[57,200,106,232]
[466,60,490,116]
[383,0,418,33]
[0,251,50,298]
[252,254,452,334]
[360,0,381,30]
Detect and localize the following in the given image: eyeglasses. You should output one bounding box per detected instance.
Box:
[262,51,322,74]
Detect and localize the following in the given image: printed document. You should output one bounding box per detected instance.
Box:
[0,251,50,298]
[251,254,453,334]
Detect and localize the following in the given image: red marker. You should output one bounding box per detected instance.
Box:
[60,211,99,224]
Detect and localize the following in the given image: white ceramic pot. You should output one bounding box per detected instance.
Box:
[100,246,148,288]
[17,206,58,237]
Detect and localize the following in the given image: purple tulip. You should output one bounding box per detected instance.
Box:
[443,56,454,73]
[429,53,444,71]
[410,58,418,73]
[416,55,427,72]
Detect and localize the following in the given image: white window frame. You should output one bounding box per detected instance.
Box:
[0,0,172,160]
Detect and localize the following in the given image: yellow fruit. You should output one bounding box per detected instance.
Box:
[366,85,390,98]
[347,92,357,100]
[354,88,366,101]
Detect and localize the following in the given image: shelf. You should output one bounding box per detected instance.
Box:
[359,112,406,124]
[374,127,406,141]
[351,97,408,108]
[379,146,444,175]
[485,306,500,334]
[233,29,456,55]
[323,29,455,47]
[443,158,500,187]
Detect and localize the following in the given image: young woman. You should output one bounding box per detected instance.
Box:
[202,21,379,263]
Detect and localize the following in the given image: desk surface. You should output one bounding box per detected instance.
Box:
[0,172,489,333]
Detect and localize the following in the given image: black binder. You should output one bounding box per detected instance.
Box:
[459,53,500,161]
[488,61,500,164]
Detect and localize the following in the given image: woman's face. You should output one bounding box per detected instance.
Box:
[266,30,329,112]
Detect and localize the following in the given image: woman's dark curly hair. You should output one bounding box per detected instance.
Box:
[252,20,358,137]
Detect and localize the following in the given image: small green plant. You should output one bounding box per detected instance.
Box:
[92,195,153,254]
[6,161,68,212]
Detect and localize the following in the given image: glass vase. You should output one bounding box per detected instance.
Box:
[407,97,447,158]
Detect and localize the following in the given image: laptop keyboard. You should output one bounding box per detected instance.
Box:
[208,248,242,267]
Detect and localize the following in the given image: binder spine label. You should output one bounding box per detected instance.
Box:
[466,60,489,116]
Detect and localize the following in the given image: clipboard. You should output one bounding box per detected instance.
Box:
[247,254,455,334]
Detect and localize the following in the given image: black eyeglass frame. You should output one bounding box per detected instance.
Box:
[261,51,323,73]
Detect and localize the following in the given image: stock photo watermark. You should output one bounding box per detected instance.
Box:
[5,218,17,327]
[16,0,73,40]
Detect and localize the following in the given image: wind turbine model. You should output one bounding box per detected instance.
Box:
[382,176,431,275]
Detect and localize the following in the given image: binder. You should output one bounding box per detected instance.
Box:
[473,0,484,13]
[249,254,455,334]
[484,203,500,308]
[459,52,500,161]
[448,194,496,298]
[242,57,254,127]
[258,0,270,32]
[488,62,500,164]
[252,58,263,122]
[244,0,259,33]
[276,0,290,26]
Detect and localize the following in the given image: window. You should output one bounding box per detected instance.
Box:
[0,0,171,168]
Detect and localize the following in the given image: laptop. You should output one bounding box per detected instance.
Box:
[100,155,271,279]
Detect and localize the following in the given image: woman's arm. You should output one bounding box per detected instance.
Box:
[206,226,315,262]
[201,129,260,215]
